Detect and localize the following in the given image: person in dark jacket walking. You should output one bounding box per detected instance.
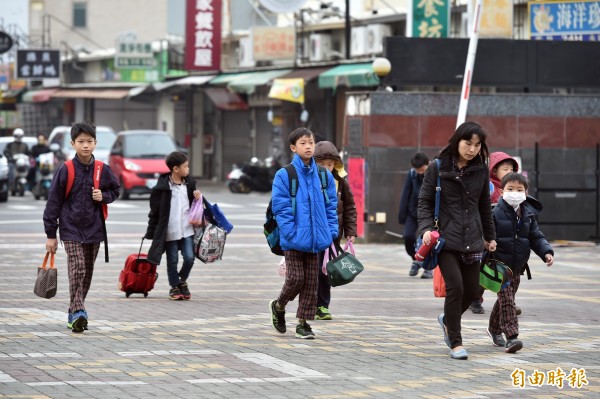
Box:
[43,122,120,333]
[145,151,201,300]
[486,172,554,353]
[398,152,430,278]
[269,128,338,339]
[418,121,496,360]
[313,140,357,320]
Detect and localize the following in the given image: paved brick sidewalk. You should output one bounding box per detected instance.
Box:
[0,237,599,398]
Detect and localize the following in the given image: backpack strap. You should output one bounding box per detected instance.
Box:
[433,159,441,230]
[283,164,298,216]
[93,160,108,220]
[317,165,330,204]
[65,160,75,198]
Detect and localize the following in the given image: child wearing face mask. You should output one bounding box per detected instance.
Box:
[486,172,554,354]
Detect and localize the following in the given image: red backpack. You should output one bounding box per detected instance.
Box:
[65,160,108,220]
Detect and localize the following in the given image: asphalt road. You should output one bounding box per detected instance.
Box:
[0,185,599,398]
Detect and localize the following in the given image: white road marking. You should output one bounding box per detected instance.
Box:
[234,353,328,378]
[0,371,17,382]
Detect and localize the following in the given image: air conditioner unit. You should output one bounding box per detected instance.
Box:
[351,26,367,57]
[309,33,331,62]
[237,37,255,67]
[366,24,392,54]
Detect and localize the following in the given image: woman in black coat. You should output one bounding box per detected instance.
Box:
[418,121,497,360]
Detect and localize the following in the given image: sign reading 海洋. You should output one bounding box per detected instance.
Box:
[15,49,60,79]
[529,1,600,41]
[407,0,450,38]
[185,0,222,71]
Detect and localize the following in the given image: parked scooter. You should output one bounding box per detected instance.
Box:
[227,157,280,194]
[10,153,30,196]
[32,153,55,200]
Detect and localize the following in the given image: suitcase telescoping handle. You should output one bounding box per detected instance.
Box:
[138,238,145,259]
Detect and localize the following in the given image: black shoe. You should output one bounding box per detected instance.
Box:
[71,312,88,334]
[269,299,286,333]
[169,287,184,300]
[486,328,506,347]
[295,322,315,339]
[505,338,523,353]
[179,282,191,300]
[470,300,484,314]
[516,306,522,316]
[409,262,420,276]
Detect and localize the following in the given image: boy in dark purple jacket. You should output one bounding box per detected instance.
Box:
[43,122,120,333]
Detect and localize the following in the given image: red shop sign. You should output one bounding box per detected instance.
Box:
[185,0,222,71]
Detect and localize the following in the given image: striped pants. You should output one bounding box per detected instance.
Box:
[488,271,521,339]
[278,250,319,320]
[64,241,100,314]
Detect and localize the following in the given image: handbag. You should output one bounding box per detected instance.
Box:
[188,195,204,225]
[34,252,58,299]
[203,197,234,234]
[414,159,445,271]
[433,266,446,298]
[480,254,512,293]
[325,241,364,287]
[193,222,227,263]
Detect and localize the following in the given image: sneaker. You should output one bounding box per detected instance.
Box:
[409,262,420,276]
[67,312,73,329]
[486,328,506,347]
[421,270,433,279]
[470,300,485,314]
[295,322,315,339]
[450,348,469,360]
[169,287,184,300]
[516,306,522,316]
[269,299,286,333]
[315,306,332,320]
[505,338,523,354]
[71,310,87,333]
[179,282,191,300]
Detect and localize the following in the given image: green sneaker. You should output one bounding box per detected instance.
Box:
[315,306,332,320]
[295,322,315,339]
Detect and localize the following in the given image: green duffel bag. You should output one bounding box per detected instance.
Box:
[325,242,364,287]
[480,255,512,293]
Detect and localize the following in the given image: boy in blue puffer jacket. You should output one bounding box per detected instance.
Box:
[486,172,554,354]
[269,128,338,339]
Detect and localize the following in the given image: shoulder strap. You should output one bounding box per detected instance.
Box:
[93,160,103,190]
[434,159,441,230]
[65,160,75,198]
[284,164,298,216]
[317,165,330,204]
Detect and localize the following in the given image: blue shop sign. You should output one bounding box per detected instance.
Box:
[529,0,600,41]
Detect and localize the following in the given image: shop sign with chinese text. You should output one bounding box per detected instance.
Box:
[408,0,450,38]
[529,1,600,41]
[185,0,222,71]
[115,41,156,69]
[253,27,295,61]
[0,31,13,54]
[15,49,60,79]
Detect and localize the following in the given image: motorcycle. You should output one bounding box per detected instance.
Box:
[227,157,280,194]
[32,151,56,200]
[10,153,30,197]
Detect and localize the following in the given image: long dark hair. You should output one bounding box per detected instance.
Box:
[438,121,489,162]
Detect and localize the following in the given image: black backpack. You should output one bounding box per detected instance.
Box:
[264,164,330,255]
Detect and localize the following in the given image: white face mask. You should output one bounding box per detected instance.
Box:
[503,191,526,208]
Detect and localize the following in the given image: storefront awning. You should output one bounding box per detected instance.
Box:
[22,88,59,103]
[208,69,292,95]
[51,89,131,99]
[204,88,248,110]
[277,67,330,82]
[318,63,379,89]
[154,75,215,92]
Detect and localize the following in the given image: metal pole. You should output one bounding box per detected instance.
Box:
[456,0,483,128]
[345,0,351,59]
[596,143,600,240]
[534,142,539,200]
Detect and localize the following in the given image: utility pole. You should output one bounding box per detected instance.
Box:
[345,0,350,59]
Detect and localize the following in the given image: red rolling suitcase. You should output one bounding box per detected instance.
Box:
[119,239,158,298]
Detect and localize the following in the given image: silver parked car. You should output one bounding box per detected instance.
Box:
[48,125,117,164]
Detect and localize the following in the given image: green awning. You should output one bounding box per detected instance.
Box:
[318,63,380,89]
[208,69,291,95]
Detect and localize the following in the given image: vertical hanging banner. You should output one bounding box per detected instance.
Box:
[407,0,450,38]
[185,0,222,71]
[348,157,365,238]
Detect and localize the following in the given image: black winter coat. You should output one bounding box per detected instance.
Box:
[418,154,495,253]
[492,196,554,275]
[398,169,423,238]
[145,173,196,265]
